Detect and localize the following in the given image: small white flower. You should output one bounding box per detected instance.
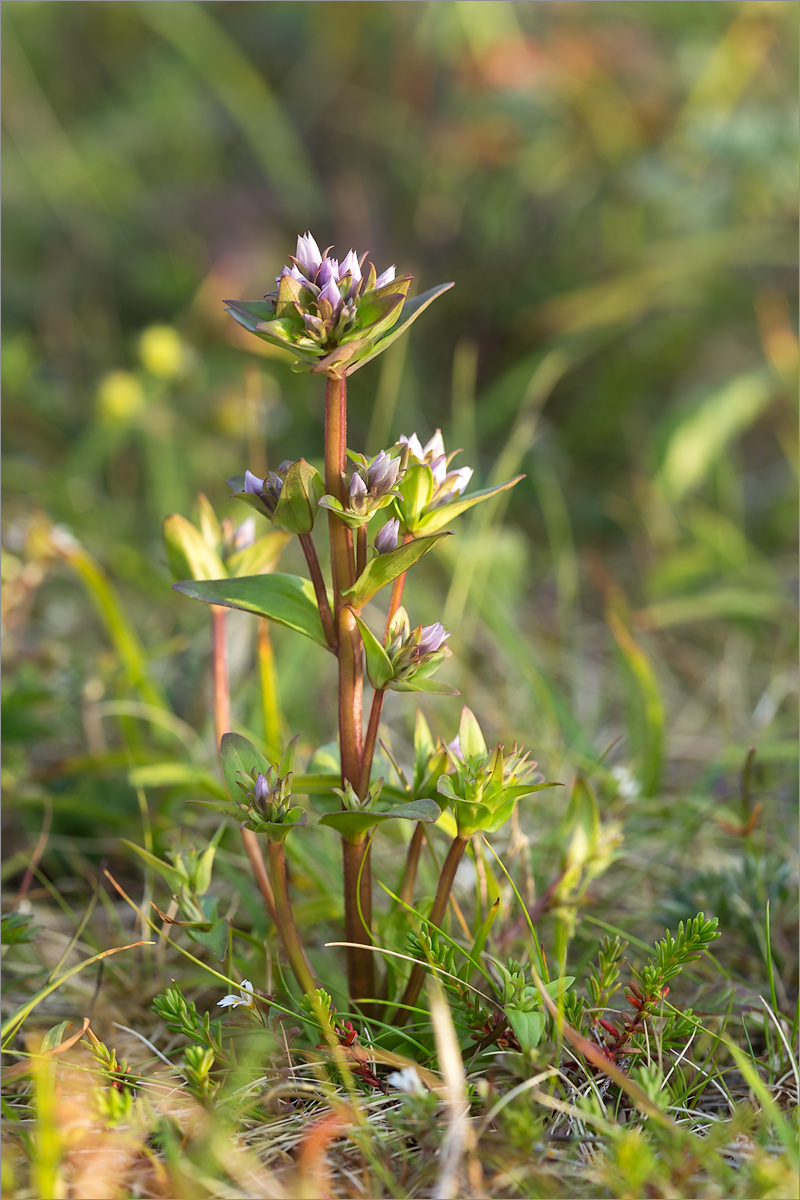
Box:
[386,1066,426,1096]
[218,979,256,1009]
[610,765,641,800]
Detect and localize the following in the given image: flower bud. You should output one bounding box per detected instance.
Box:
[374,518,400,555]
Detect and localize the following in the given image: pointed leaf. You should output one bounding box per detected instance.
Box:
[505,1007,545,1054]
[311,339,375,376]
[352,292,404,340]
[319,799,440,841]
[388,678,460,695]
[226,531,291,577]
[317,495,368,530]
[122,841,186,894]
[272,459,326,535]
[194,494,222,550]
[346,282,455,374]
[220,733,271,804]
[187,918,228,961]
[342,532,451,607]
[163,515,227,582]
[459,707,487,760]
[395,463,434,530]
[173,575,329,648]
[351,612,394,690]
[414,476,525,534]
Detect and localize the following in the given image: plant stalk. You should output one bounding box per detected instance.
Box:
[398,822,426,907]
[394,834,468,1024]
[258,620,282,759]
[299,533,336,649]
[342,835,375,1009]
[383,532,413,638]
[268,840,315,995]
[212,605,277,925]
[359,688,385,799]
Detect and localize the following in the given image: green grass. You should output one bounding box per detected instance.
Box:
[2,2,797,1197]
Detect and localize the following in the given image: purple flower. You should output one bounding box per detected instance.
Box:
[318,275,343,313]
[317,257,340,288]
[244,469,266,495]
[417,622,450,656]
[253,772,275,806]
[367,450,401,493]
[294,232,323,278]
[374,265,396,289]
[374,518,400,555]
[349,473,368,501]
[399,429,446,465]
[242,467,284,516]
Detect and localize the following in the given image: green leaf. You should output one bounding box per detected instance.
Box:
[271,459,326,535]
[194,494,222,550]
[388,677,460,695]
[352,292,404,340]
[122,840,186,894]
[1,912,41,945]
[414,476,525,535]
[187,918,228,961]
[312,339,374,376]
[351,612,394,689]
[342,532,451,607]
[220,733,271,804]
[226,531,291,577]
[317,495,368,530]
[347,282,454,374]
[505,1007,545,1054]
[224,302,321,362]
[173,575,329,648]
[458,707,487,760]
[163,515,227,582]
[319,799,440,842]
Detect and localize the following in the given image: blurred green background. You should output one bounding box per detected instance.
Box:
[2,1,797,935]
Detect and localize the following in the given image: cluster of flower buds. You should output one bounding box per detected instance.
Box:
[436,707,554,838]
[163,492,290,586]
[233,459,325,536]
[319,449,403,529]
[385,608,451,681]
[398,430,474,511]
[234,737,306,841]
[224,232,453,378]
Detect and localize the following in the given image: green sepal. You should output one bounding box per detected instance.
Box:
[219,733,271,805]
[458,706,487,760]
[346,282,454,375]
[351,292,404,340]
[318,799,440,842]
[317,495,370,530]
[163,514,226,582]
[394,463,434,531]
[275,272,307,321]
[351,612,394,690]
[226,531,291,577]
[342,531,451,607]
[245,808,307,844]
[271,459,325,535]
[413,476,525,535]
[362,274,414,305]
[173,574,330,648]
[187,918,228,961]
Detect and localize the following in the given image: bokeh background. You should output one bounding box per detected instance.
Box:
[2,2,797,959]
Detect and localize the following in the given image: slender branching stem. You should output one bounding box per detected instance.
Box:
[394,834,469,1024]
[359,688,385,799]
[356,524,367,579]
[211,606,278,925]
[342,835,375,1010]
[398,822,426,907]
[383,532,413,639]
[299,532,337,649]
[268,840,315,995]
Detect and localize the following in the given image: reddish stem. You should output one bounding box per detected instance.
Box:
[299,533,336,649]
[359,689,385,799]
[383,532,413,639]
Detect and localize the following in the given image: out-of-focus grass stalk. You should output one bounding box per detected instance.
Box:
[257,620,282,760]
[211,605,277,925]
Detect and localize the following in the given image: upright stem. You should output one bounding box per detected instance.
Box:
[299,533,336,650]
[383,532,413,639]
[342,835,374,1009]
[356,524,367,579]
[212,606,277,925]
[325,373,370,1007]
[359,688,385,799]
[394,835,468,1025]
[268,840,315,995]
[398,822,426,907]
[258,620,282,758]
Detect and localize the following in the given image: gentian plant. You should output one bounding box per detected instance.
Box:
[169,232,559,1014]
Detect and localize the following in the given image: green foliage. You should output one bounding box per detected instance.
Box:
[636,912,722,995]
[173,574,330,647]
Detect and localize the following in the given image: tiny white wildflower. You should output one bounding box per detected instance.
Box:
[386,1066,426,1096]
[218,979,256,1009]
[610,765,641,800]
